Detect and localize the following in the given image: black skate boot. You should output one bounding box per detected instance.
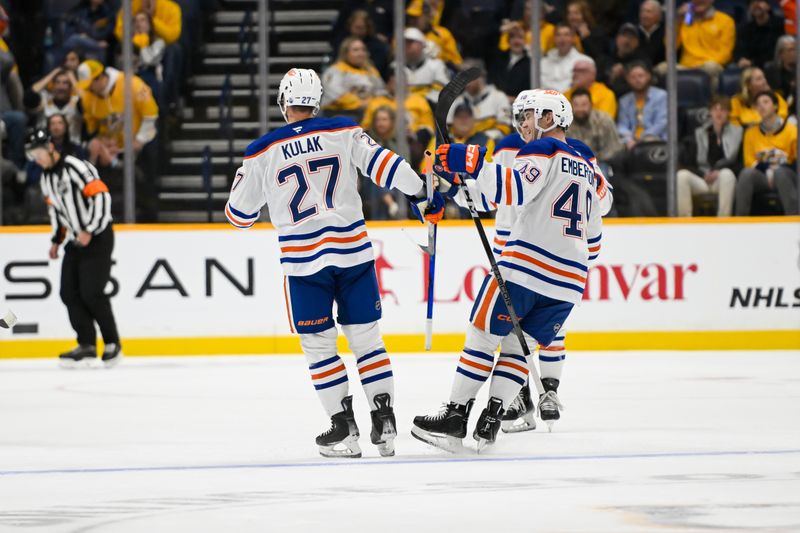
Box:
[370,393,397,457]
[411,399,474,453]
[316,396,361,458]
[473,397,505,452]
[101,343,123,369]
[538,378,563,432]
[501,382,536,433]
[58,345,97,369]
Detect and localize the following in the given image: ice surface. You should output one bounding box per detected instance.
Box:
[1,351,799,532]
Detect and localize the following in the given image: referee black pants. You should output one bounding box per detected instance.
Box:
[60,227,120,346]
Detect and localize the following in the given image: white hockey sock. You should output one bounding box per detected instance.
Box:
[538,334,566,381]
[449,325,501,405]
[489,352,530,409]
[342,322,393,410]
[301,327,349,417]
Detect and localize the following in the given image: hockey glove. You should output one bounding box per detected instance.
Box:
[408,189,445,224]
[433,164,461,199]
[435,143,486,176]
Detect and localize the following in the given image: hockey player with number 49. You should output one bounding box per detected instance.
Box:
[413,90,605,451]
[225,69,444,458]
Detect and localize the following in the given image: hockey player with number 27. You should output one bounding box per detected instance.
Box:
[225,69,444,458]
[413,89,603,451]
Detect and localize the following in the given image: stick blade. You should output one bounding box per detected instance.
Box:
[434,67,482,144]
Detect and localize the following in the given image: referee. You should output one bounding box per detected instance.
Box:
[26,129,122,368]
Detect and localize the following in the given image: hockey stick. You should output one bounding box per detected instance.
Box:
[434,69,545,397]
[0,309,18,329]
[423,150,436,351]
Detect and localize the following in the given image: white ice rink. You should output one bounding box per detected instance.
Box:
[1,351,799,532]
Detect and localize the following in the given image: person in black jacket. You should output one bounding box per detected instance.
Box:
[489,21,531,100]
[25,129,122,369]
[734,0,785,70]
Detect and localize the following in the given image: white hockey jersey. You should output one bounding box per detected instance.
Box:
[225,116,424,277]
[469,136,604,304]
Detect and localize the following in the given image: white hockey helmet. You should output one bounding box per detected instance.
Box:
[521,89,573,138]
[512,89,539,138]
[277,68,323,122]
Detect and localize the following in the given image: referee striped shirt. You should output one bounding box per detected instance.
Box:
[40,154,112,244]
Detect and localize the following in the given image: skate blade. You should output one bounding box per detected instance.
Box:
[545,420,555,433]
[59,358,97,370]
[410,426,463,454]
[475,438,492,453]
[103,352,123,369]
[319,436,362,458]
[376,437,395,457]
[501,412,537,433]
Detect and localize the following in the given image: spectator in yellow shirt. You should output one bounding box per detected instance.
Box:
[675,0,736,81]
[360,71,434,137]
[565,57,617,119]
[76,60,158,168]
[498,1,578,55]
[730,67,789,128]
[736,91,798,215]
[321,37,385,120]
[114,0,181,45]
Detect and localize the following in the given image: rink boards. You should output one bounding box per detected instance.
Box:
[0,217,798,357]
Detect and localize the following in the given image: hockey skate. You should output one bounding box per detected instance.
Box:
[501,382,536,433]
[473,397,505,452]
[411,399,474,453]
[316,396,361,458]
[101,343,123,369]
[58,345,97,369]
[370,393,397,457]
[538,378,564,432]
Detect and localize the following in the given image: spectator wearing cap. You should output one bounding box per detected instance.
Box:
[447,59,512,140]
[401,27,450,105]
[565,0,610,72]
[673,0,736,82]
[734,0,785,70]
[410,0,462,68]
[565,58,617,119]
[638,0,666,67]
[332,10,390,77]
[617,61,667,150]
[736,90,798,215]
[449,103,496,153]
[31,69,82,145]
[677,95,741,217]
[540,23,592,93]
[607,23,649,96]
[568,88,623,162]
[77,59,159,167]
[489,22,531,100]
[730,67,788,128]
[764,36,796,112]
[321,37,384,120]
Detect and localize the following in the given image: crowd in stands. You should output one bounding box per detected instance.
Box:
[1,0,211,224]
[329,0,799,218]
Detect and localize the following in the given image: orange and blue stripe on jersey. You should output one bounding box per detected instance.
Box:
[588,233,602,261]
[493,229,510,257]
[493,353,529,386]
[366,146,404,189]
[456,348,495,382]
[492,164,525,206]
[225,202,259,228]
[278,219,372,265]
[498,239,588,296]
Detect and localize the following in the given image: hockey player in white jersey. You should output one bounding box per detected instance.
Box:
[413,89,604,450]
[226,68,444,458]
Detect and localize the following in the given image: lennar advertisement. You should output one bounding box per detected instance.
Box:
[0,219,798,356]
